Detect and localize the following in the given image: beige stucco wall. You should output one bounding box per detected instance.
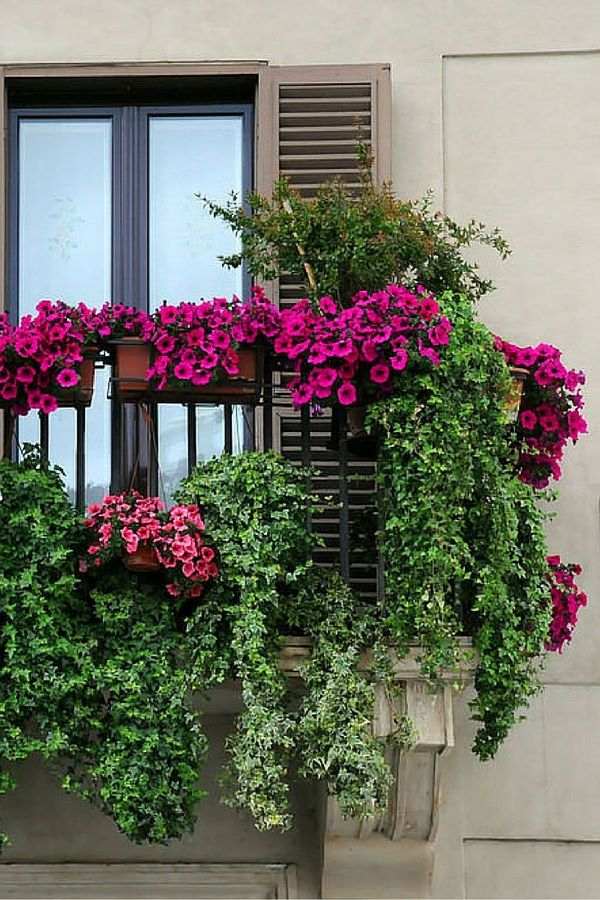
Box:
[2,2,600,898]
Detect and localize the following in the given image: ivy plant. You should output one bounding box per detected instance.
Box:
[177,451,396,828]
[0,449,206,847]
[368,291,552,757]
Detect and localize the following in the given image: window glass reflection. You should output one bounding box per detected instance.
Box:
[148,115,243,308]
[17,118,112,505]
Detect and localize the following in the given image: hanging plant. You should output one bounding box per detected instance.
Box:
[545,556,588,653]
[81,491,218,601]
[0,302,100,415]
[274,284,452,410]
[496,338,587,488]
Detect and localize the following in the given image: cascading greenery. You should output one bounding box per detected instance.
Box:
[0,449,207,847]
[176,451,396,830]
[369,291,552,758]
[0,449,398,846]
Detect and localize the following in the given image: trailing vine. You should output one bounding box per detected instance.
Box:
[369,291,553,757]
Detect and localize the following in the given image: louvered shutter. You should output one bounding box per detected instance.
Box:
[257,64,391,599]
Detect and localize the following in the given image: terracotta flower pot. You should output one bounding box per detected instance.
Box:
[112,338,152,400]
[122,542,161,572]
[112,337,263,404]
[505,366,529,423]
[57,347,97,408]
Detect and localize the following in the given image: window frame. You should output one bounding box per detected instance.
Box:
[6,99,254,504]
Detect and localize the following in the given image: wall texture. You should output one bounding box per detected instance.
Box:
[1,2,599,897]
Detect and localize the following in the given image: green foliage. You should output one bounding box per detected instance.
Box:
[369,292,553,756]
[177,452,395,828]
[61,570,207,844]
[202,146,510,306]
[0,450,206,847]
[291,572,393,818]
[0,448,85,847]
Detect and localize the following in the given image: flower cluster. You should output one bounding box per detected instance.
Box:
[146,286,280,391]
[81,491,218,600]
[0,301,100,415]
[546,555,587,653]
[497,339,587,488]
[274,284,453,408]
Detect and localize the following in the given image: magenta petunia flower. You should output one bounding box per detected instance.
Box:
[369,363,390,385]
[337,381,357,406]
[316,367,338,389]
[16,365,36,384]
[292,383,314,407]
[319,296,337,315]
[519,410,537,430]
[1,382,17,401]
[173,361,194,381]
[39,394,58,414]
[155,333,176,354]
[391,349,409,371]
[56,368,80,389]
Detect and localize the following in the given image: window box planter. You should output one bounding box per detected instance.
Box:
[122,542,161,573]
[111,338,263,405]
[56,349,97,408]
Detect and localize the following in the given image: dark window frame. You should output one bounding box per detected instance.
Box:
[7,99,254,506]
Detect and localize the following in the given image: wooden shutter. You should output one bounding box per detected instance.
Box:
[256,64,391,599]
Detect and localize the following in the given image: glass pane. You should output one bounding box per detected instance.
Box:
[19,118,112,314]
[150,115,245,488]
[148,115,243,308]
[158,405,188,504]
[18,411,40,453]
[49,409,76,503]
[85,366,111,504]
[17,117,112,504]
[196,406,226,462]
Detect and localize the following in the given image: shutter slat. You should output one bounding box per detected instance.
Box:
[271,68,389,600]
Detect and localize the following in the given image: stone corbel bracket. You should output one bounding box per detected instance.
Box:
[280,638,475,843]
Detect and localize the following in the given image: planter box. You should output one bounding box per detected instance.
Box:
[56,351,97,408]
[122,542,161,572]
[111,337,263,405]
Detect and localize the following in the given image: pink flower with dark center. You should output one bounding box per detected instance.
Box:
[155,333,176,354]
[158,306,179,326]
[319,296,338,315]
[56,368,80,389]
[16,366,36,384]
[391,349,409,372]
[519,410,537,430]
[292,383,314,407]
[316,367,338,389]
[1,383,17,401]
[173,361,194,381]
[39,394,58,414]
[337,382,357,406]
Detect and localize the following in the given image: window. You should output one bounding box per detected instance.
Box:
[8,96,253,506]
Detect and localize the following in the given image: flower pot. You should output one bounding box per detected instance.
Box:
[346,405,379,459]
[505,366,529,423]
[56,348,97,408]
[112,338,152,400]
[112,338,263,405]
[122,542,161,572]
